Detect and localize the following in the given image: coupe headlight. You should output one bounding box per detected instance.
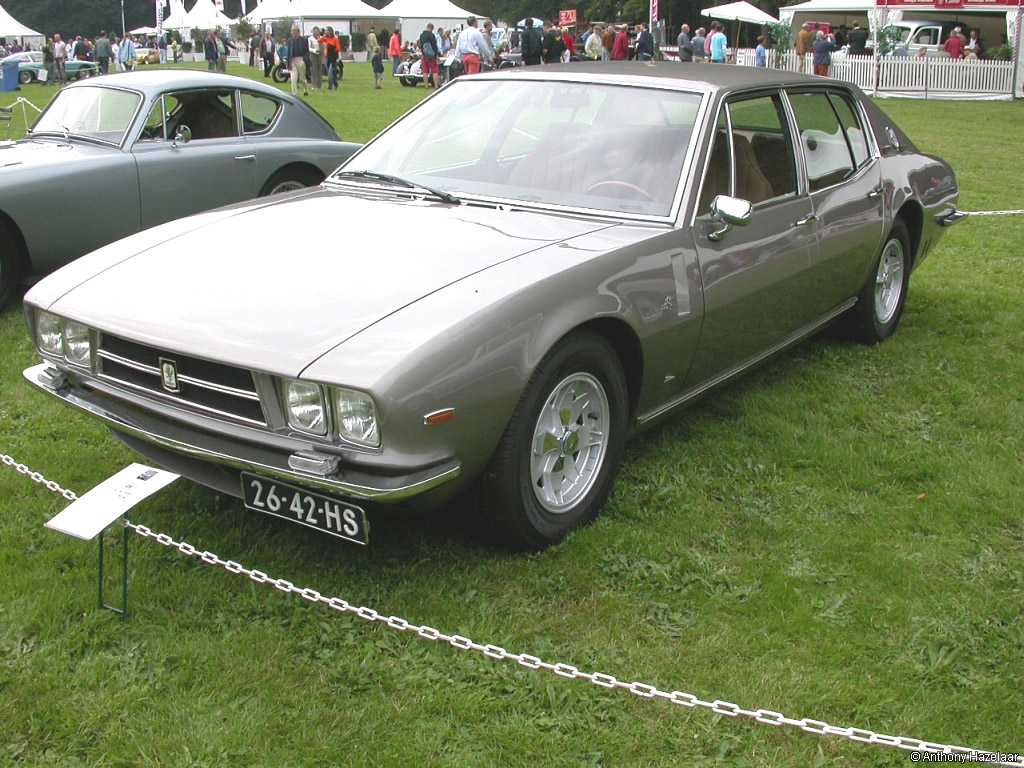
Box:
[36,311,64,356]
[285,380,327,436]
[63,321,92,367]
[333,388,380,448]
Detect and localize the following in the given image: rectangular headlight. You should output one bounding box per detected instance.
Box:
[332,387,380,448]
[36,311,64,356]
[63,321,92,367]
[285,380,327,436]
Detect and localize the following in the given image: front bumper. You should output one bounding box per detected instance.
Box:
[23,363,461,503]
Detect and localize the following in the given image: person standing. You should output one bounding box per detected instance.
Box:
[371,45,384,89]
[287,26,309,96]
[204,30,218,72]
[118,34,136,71]
[677,24,692,62]
[585,24,604,59]
[755,35,767,67]
[455,16,486,74]
[158,34,168,64]
[964,28,984,59]
[249,32,259,67]
[388,30,402,76]
[601,23,614,61]
[216,29,233,74]
[796,22,813,72]
[417,23,440,87]
[542,20,563,63]
[812,30,835,76]
[42,37,56,84]
[323,27,340,89]
[847,23,867,55]
[636,22,654,61]
[366,26,379,58]
[261,33,275,77]
[943,27,965,59]
[308,27,322,90]
[709,23,728,63]
[611,25,629,61]
[690,27,706,62]
[561,26,575,62]
[94,31,111,75]
[521,18,542,65]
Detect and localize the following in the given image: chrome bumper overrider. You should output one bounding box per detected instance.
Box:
[23,363,461,502]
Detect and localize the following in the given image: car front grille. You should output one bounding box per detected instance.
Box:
[96,333,266,426]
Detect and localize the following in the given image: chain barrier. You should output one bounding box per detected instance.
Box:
[961,209,1024,217]
[3,452,1021,766]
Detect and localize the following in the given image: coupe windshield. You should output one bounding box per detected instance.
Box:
[33,86,141,144]
[333,80,703,217]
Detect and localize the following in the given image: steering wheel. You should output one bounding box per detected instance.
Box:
[585,180,654,202]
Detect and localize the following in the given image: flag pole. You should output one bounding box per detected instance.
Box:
[121,0,126,38]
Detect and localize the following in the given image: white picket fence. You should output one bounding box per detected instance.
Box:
[661,46,1016,98]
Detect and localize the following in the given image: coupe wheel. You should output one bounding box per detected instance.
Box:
[259,166,323,197]
[479,332,628,550]
[848,218,911,343]
[18,71,32,85]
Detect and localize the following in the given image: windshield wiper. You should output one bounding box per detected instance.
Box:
[334,170,461,205]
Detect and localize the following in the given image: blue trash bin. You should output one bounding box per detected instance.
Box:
[0,60,20,92]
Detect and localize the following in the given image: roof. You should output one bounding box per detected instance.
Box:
[0,1,42,37]
[701,1,779,25]
[65,70,290,99]
[288,0,387,17]
[376,0,484,19]
[484,61,828,92]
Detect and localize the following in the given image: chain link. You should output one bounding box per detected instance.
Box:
[3,452,1021,766]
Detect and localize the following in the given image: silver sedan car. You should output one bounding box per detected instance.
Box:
[22,64,963,549]
[0,70,360,305]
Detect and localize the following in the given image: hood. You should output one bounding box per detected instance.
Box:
[0,138,111,174]
[40,188,612,377]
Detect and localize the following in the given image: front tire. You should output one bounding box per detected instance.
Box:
[848,218,911,343]
[479,332,629,550]
[259,166,323,197]
[18,70,32,85]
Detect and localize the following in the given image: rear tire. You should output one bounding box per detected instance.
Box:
[18,71,32,85]
[479,332,629,550]
[848,218,911,344]
[259,166,323,197]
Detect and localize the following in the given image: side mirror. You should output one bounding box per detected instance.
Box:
[172,124,192,146]
[708,194,752,241]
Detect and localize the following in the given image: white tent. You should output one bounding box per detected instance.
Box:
[131,25,158,36]
[0,2,42,38]
[701,1,778,26]
[163,0,193,31]
[244,0,295,24]
[516,17,545,29]
[289,0,386,16]
[183,0,235,30]
[377,0,485,43]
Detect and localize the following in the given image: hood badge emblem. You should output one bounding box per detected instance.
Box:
[159,358,180,393]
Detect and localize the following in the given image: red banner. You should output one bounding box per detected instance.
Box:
[559,9,577,26]
[651,0,659,22]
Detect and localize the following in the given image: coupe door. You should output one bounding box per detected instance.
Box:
[686,93,818,385]
[786,89,885,315]
[131,89,254,230]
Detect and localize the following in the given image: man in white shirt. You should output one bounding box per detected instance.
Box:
[53,35,67,84]
[455,16,486,74]
[307,27,322,90]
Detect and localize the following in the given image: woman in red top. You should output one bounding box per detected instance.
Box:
[611,25,629,60]
[561,27,575,60]
[388,31,402,75]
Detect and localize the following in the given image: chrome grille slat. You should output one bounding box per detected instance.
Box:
[97,334,266,426]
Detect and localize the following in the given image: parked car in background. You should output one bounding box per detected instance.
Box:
[23,64,962,550]
[0,70,360,305]
[890,20,968,56]
[1,51,99,84]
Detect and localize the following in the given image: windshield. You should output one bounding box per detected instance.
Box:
[333,79,703,217]
[33,86,141,144]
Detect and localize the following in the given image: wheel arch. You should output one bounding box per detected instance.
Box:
[259,162,325,196]
[895,199,923,268]
[0,208,31,274]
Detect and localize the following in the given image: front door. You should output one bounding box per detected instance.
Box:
[686,92,818,385]
[786,89,885,314]
[131,89,254,229]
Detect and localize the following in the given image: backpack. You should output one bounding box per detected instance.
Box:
[423,40,436,58]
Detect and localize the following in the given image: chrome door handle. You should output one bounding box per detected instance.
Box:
[867,186,883,199]
[234,154,256,161]
[793,214,818,227]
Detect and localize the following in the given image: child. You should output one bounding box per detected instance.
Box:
[371,45,384,88]
[755,35,767,68]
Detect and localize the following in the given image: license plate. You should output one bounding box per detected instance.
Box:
[241,473,368,545]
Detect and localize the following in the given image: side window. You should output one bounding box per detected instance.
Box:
[240,92,280,134]
[139,98,166,141]
[788,91,854,193]
[164,89,238,141]
[828,93,869,168]
[726,94,797,206]
[698,110,731,215]
[914,28,938,45]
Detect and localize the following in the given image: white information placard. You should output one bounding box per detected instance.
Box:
[45,463,179,540]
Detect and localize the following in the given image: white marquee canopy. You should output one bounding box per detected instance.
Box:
[701,1,779,26]
[0,1,42,38]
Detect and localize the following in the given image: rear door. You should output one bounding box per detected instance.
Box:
[686,91,818,384]
[131,88,254,229]
[785,88,884,315]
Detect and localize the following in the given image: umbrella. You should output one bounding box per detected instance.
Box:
[130,26,158,35]
[516,17,544,29]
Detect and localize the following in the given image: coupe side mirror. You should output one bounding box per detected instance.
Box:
[708,195,752,241]
[172,125,192,146]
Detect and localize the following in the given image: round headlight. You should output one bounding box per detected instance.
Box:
[63,321,92,366]
[36,311,63,356]
[333,388,380,448]
[285,380,327,435]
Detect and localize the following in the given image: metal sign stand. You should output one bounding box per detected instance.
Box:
[97,524,130,618]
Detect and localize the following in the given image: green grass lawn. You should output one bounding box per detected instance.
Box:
[1,65,1022,766]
